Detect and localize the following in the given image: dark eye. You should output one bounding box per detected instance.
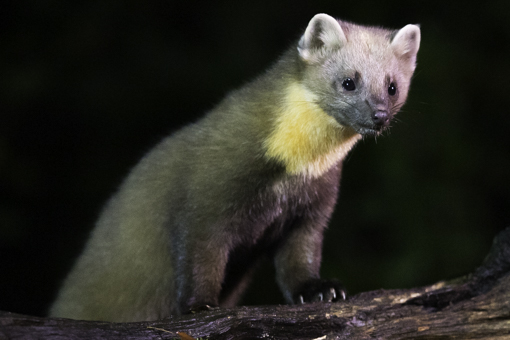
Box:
[388,82,397,96]
[342,78,356,91]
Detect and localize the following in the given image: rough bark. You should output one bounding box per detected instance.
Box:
[2,227,510,340]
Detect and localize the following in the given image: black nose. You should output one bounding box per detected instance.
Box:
[372,110,390,127]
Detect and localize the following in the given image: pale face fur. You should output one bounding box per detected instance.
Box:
[299,15,420,136]
[264,15,419,178]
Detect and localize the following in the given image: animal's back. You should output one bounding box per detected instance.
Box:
[50,82,284,321]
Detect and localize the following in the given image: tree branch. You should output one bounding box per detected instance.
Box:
[2,227,510,340]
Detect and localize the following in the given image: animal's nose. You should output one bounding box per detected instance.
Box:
[372,110,390,127]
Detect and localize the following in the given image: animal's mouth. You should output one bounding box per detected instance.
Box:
[332,111,391,137]
[355,125,386,136]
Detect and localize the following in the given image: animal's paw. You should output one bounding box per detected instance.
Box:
[293,279,347,304]
[188,304,220,314]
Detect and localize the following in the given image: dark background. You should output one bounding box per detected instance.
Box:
[1,0,509,317]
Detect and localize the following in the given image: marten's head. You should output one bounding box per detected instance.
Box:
[298,14,420,136]
[264,14,420,178]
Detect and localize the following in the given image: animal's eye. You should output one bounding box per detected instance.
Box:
[342,78,356,91]
[388,82,397,96]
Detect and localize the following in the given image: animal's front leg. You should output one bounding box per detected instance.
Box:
[274,220,346,304]
[173,228,231,314]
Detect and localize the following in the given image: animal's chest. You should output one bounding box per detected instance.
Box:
[233,170,339,247]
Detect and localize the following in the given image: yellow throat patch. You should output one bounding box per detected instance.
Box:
[264,83,361,178]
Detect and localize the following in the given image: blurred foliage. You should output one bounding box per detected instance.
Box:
[1,0,509,315]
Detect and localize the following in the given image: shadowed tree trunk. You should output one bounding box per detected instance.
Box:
[2,227,510,340]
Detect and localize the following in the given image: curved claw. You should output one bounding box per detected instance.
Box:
[330,288,336,301]
[293,279,347,304]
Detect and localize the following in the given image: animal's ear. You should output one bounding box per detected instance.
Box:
[298,13,347,62]
[391,24,421,67]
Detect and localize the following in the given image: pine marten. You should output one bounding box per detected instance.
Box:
[50,13,420,322]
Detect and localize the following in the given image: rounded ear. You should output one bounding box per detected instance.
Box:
[391,24,421,66]
[298,13,347,62]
